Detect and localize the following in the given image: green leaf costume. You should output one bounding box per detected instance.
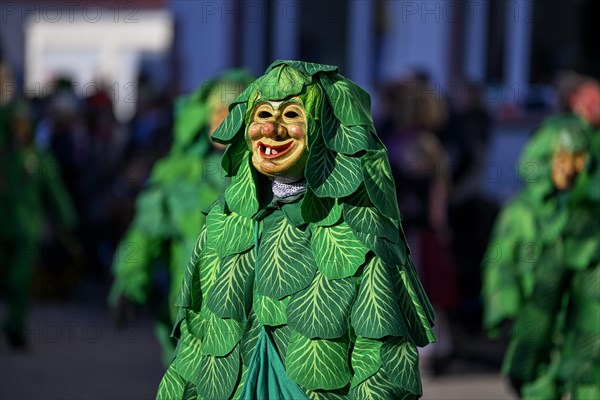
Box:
[157,61,435,399]
[109,70,254,364]
[482,114,600,399]
[0,100,77,344]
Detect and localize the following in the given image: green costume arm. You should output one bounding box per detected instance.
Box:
[482,196,536,332]
[109,227,158,305]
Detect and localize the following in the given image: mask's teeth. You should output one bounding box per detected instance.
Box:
[272,149,278,155]
[265,147,272,155]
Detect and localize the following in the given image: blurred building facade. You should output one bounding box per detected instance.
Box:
[1,0,598,102]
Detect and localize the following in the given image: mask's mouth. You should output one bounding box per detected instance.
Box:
[258,140,294,159]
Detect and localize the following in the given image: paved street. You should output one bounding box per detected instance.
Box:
[423,374,515,400]
[1,299,516,400]
[1,300,164,400]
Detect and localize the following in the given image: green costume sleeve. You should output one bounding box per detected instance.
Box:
[482,196,537,332]
[109,227,158,305]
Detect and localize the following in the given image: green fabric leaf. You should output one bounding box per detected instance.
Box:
[185,309,205,338]
[266,60,338,77]
[211,102,246,144]
[157,364,188,400]
[362,150,401,221]
[256,64,310,100]
[173,319,203,383]
[229,82,255,107]
[380,337,422,396]
[318,201,343,227]
[306,134,363,198]
[521,373,559,400]
[311,223,368,279]
[196,345,241,400]
[176,229,205,308]
[205,206,254,259]
[350,336,382,388]
[134,188,167,236]
[565,236,598,270]
[287,271,356,339]
[193,246,220,311]
[254,285,289,326]
[181,384,197,400]
[321,99,379,155]
[300,188,341,225]
[110,229,152,305]
[305,388,349,400]
[353,231,406,268]
[225,154,259,218]
[391,268,435,347]
[222,136,250,177]
[230,364,248,400]
[206,249,255,321]
[343,185,399,243]
[172,88,208,147]
[241,311,261,367]
[256,211,317,299]
[282,200,307,228]
[351,256,408,339]
[320,74,373,127]
[201,310,244,356]
[286,331,352,391]
[349,369,405,400]
[270,324,294,364]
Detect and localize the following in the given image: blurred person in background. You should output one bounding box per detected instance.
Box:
[109,70,253,365]
[0,80,78,348]
[78,85,129,277]
[482,75,599,399]
[379,73,458,374]
[444,82,497,331]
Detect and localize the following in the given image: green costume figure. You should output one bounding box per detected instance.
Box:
[156,61,435,400]
[0,100,77,348]
[483,82,600,398]
[109,70,253,364]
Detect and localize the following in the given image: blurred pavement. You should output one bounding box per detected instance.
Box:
[1,299,516,400]
[0,300,164,400]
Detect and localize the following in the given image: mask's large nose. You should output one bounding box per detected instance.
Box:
[261,110,288,140]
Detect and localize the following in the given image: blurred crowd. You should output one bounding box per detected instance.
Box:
[1,62,173,344]
[1,57,597,385]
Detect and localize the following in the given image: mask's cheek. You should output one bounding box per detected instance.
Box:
[288,124,306,140]
[247,122,262,141]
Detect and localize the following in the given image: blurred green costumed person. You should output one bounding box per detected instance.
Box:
[109,70,254,365]
[0,61,78,348]
[156,60,435,400]
[482,78,599,399]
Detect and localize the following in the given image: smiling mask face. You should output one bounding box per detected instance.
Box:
[247,98,308,182]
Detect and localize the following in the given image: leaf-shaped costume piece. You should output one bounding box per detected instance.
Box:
[482,114,600,398]
[109,70,253,365]
[157,61,435,399]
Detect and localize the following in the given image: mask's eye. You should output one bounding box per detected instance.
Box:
[284,111,299,119]
[258,111,272,118]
